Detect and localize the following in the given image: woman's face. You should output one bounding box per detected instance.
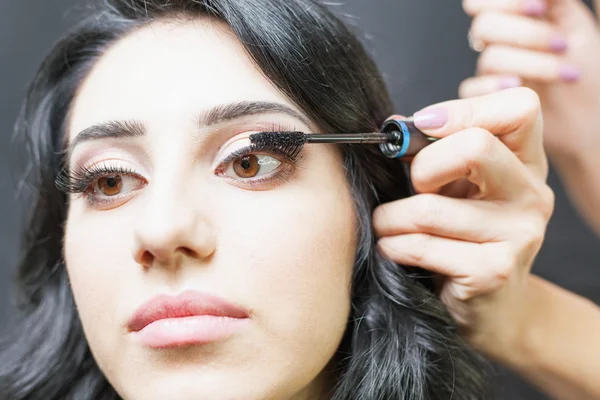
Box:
[64,18,357,400]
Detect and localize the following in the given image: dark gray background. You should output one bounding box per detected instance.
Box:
[1,1,598,399]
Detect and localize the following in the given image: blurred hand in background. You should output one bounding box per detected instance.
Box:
[461,0,600,236]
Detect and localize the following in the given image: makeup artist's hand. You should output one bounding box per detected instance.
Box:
[373,88,555,358]
[460,0,600,159]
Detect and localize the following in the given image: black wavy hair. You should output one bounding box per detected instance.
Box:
[0,1,491,399]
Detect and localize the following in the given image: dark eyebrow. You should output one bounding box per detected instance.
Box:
[197,101,312,127]
[67,101,312,156]
[68,120,147,155]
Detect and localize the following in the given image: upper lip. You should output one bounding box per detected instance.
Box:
[128,290,249,332]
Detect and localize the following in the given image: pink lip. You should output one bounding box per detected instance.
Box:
[128,290,250,348]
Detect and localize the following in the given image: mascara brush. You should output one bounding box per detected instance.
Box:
[249,119,438,159]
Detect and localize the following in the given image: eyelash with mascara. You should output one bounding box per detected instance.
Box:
[55,122,304,199]
[214,123,303,174]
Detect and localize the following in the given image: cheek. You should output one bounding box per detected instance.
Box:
[221,185,356,310]
[215,161,357,360]
[63,151,359,392]
[63,206,135,355]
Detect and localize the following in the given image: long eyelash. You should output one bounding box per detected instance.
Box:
[55,163,136,194]
[57,124,301,194]
[220,122,303,165]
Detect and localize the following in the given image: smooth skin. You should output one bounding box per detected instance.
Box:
[65,18,356,400]
[375,88,600,398]
[461,0,600,237]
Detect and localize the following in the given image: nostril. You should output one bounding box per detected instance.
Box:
[140,250,154,267]
[179,247,198,258]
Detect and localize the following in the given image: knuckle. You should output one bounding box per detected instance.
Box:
[470,12,495,37]
[492,267,511,286]
[531,184,556,220]
[477,45,519,75]
[413,194,443,231]
[539,185,556,219]
[463,128,495,168]
[476,46,501,74]
[410,164,430,192]
[508,216,547,265]
[513,87,542,119]
[449,281,480,302]
[377,237,402,261]
[538,154,550,180]
[469,17,483,38]
[487,251,515,284]
[405,234,431,265]
[458,79,473,99]
[372,204,388,232]
[460,100,478,131]
[378,234,430,266]
[525,182,555,220]
[462,0,478,16]
[526,228,546,254]
[518,220,546,253]
[450,276,495,301]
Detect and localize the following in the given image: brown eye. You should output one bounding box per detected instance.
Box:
[222,153,282,181]
[233,155,260,178]
[96,175,123,196]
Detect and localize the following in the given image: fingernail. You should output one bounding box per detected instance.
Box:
[550,34,568,52]
[414,107,449,130]
[499,76,522,89]
[522,0,547,16]
[559,64,581,82]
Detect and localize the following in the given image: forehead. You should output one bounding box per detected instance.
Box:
[68,18,291,140]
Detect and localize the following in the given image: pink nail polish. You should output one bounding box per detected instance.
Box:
[559,64,581,82]
[550,35,568,52]
[414,107,449,130]
[522,0,547,16]
[499,77,522,89]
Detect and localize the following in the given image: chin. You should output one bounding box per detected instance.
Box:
[114,373,285,400]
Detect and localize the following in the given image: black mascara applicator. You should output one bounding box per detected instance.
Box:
[249,118,437,159]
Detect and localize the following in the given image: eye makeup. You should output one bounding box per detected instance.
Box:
[216,135,303,167]
[55,122,308,206]
[55,161,148,209]
[213,124,305,189]
[56,163,141,195]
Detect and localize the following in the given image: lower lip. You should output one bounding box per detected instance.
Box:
[132,316,250,348]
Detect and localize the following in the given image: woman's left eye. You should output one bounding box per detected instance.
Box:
[224,154,282,179]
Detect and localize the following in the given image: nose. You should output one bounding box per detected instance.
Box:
[132,185,216,269]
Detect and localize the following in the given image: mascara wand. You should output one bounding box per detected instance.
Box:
[249,119,438,159]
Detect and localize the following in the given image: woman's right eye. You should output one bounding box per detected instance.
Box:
[83,172,147,207]
[56,163,149,209]
[90,174,145,198]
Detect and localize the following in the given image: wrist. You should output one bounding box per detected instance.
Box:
[502,276,545,370]
[478,275,542,370]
